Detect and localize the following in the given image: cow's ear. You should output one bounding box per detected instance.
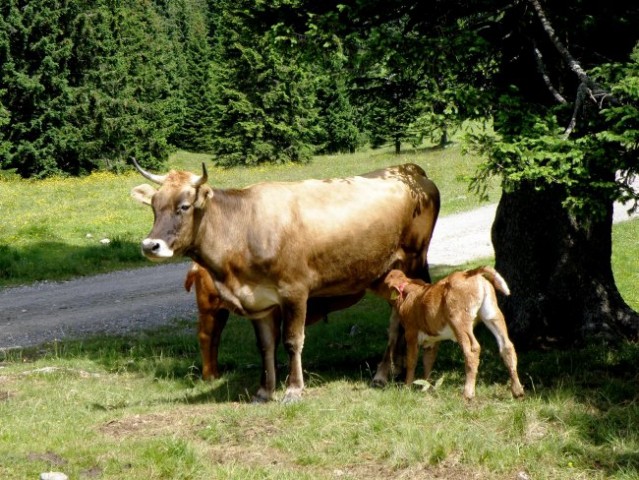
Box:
[194,185,213,209]
[131,184,156,205]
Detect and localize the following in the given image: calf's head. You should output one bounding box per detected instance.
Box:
[131,158,212,260]
[382,269,411,301]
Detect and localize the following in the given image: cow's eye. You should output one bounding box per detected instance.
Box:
[179,204,191,213]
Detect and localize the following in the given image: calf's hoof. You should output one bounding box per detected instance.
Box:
[511,385,525,399]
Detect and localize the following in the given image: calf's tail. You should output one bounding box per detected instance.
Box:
[469,266,511,296]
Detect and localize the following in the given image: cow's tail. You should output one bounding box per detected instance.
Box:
[469,266,510,296]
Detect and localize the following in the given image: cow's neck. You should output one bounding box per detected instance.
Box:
[188,189,251,276]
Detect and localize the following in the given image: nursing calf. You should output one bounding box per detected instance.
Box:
[382,267,525,400]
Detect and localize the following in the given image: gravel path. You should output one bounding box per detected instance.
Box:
[1,197,637,350]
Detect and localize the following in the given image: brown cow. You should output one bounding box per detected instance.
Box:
[184,261,363,381]
[381,267,525,400]
[132,160,439,402]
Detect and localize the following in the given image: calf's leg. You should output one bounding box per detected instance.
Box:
[451,321,481,401]
[482,312,525,398]
[199,308,229,380]
[372,308,402,387]
[403,330,420,386]
[422,343,439,380]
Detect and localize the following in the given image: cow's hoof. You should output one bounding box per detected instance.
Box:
[281,387,303,404]
[251,387,274,404]
[512,386,525,399]
[251,394,271,404]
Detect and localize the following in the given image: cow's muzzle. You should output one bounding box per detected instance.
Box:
[141,238,174,259]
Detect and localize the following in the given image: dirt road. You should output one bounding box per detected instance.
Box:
[1,199,637,350]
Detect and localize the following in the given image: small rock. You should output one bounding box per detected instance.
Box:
[99,238,111,245]
[85,233,93,238]
[40,473,68,480]
[515,472,531,480]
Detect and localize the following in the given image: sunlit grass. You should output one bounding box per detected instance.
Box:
[1,298,638,479]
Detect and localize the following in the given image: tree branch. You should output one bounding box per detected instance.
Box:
[527,0,610,138]
[527,0,590,84]
[532,42,566,104]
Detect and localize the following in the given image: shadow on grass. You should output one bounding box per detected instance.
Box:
[0,240,149,287]
[8,288,639,476]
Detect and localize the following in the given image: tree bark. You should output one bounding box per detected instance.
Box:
[492,181,639,348]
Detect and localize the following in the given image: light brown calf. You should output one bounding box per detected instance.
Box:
[382,267,524,400]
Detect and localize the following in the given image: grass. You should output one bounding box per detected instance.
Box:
[1,269,639,479]
[0,144,499,287]
[1,146,638,478]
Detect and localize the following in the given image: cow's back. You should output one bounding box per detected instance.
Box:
[238,163,439,294]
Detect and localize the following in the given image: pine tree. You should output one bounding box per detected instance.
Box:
[68,1,184,172]
[168,0,216,153]
[0,0,80,177]
[209,0,320,166]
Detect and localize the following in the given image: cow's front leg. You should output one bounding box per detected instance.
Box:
[281,295,308,403]
[251,313,280,402]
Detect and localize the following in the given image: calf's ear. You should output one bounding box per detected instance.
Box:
[131,184,156,205]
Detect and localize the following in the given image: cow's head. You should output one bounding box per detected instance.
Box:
[131,158,212,260]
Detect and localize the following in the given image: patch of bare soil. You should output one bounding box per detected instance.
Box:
[97,406,527,480]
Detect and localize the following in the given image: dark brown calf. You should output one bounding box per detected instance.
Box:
[184,262,228,380]
[382,267,524,400]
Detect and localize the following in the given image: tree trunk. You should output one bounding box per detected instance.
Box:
[491,181,639,348]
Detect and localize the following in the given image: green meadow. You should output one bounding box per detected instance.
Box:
[1,146,638,479]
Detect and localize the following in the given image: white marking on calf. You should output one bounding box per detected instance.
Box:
[418,324,456,345]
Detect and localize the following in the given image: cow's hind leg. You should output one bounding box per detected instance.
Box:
[251,314,280,402]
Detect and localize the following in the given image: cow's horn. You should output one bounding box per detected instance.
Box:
[191,163,208,187]
[131,157,167,185]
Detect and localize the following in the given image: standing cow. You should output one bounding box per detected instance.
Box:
[132,160,439,402]
[184,261,363,381]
